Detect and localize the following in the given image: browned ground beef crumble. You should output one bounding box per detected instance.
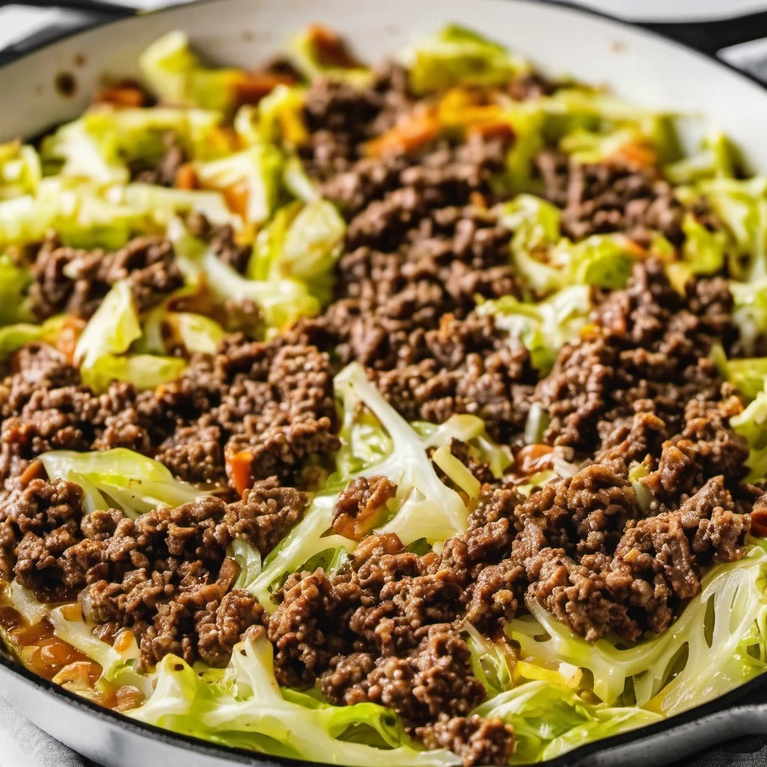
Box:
[0,64,765,767]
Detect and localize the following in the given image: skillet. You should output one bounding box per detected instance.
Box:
[1,1,767,764]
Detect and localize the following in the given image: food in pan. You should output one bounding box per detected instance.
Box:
[0,23,766,767]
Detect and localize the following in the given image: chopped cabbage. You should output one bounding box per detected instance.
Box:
[40,448,214,518]
[140,30,272,112]
[727,358,767,402]
[249,198,345,302]
[696,177,767,282]
[169,217,320,331]
[0,316,66,358]
[404,25,529,94]
[476,286,591,373]
[112,182,236,228]
[732,382,767,482]
[195,144,283,224]
[510,546,767,710]
[0,255,33,325]
[0,141,41,199]
[286,25,372,86]
[130,636,459,766]
[81,353,185,392]
[168,312,227,354]
[236,85,309,149]
[551,234,635,290]
[500,194,563,295]
[75,280,141,369]
[664,131,739,184]
[731,279,767,357]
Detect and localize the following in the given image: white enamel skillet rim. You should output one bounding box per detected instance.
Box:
[2,1,767,765]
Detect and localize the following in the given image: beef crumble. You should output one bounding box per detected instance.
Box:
[0,335,339,493]
[535,149,684,246]
[29,234,184,320]
[1,475,306,666]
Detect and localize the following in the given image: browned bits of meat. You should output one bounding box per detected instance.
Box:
[0,478,84,597]
[49,495,277,667]
[195,589,267,666]
[225,477,308,553]
[536,149,684,245]
[370,314,536,442]
[332,475,397,539]
[0,345,153,486]
[28,234,183,320]
[131,132,188,187]
[268,568,348,688]
[186,212,252,275]
[418,715,515,767]
[536,259,734,455]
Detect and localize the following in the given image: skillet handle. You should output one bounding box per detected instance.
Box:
[642,9,767,82]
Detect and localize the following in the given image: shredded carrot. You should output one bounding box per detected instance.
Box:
[612,141,657,169]
[94,82,147,108]
[516,444,554,476]
[19,459,44,487]
[228,451,254,497]
[174,163,198,190]
[56,316,86,364]
[470,191,488,209]
[113,630,137,655]
[233,71,295,107]
[223,181,250,218]
[620,235,649,259]
[363,108,439,158]
[307,24,363,69]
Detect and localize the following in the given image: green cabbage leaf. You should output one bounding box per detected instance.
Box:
[40,447,214,518]
[0,141,41,200]
[476,286,591,373]
[130,635,459,766]
[732,383,767,482]
[405,25,529,94]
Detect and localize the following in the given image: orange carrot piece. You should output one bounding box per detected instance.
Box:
[307,24,363,69]
[467,120,515,142]
[364,109,439,158]
[223,182,250,218]
[516,444,554,476]
[233,71,295,106]
[94,83,147,108]
[228,451,254,497]
[174,163,199,190]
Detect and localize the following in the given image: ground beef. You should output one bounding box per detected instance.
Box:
[536,149,684,245]
[536,259,733,454]
[0,478,84,595]
[371,314,536,441]
[186,212,252,274]
[29,234,183,320]
[0,334,339,498]
[131,132,188,187]
[0,345,150,487]
[1,478,309,665]
[418,715,514,767]
[332,475,397,539]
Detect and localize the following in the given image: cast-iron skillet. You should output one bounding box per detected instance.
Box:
[1,1,767,764]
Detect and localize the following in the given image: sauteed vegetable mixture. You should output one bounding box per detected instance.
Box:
[0,24,766,766]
